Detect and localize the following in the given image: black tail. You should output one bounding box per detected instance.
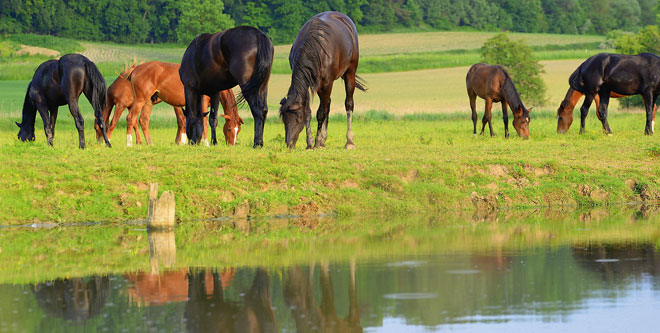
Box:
[568,66,584,93]
[237,30,274,105]
[83,57,107,124]
[355,75,368,92]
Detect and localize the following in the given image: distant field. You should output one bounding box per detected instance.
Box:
[0,59,621,119]
[0,31,609,80]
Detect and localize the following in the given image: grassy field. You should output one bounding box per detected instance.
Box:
[1,104,659,225]
[0,31,609,80]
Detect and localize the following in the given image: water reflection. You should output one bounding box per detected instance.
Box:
[283,262,362,332]
[573,243,660,281]
[185,268,276,332]
[32,276,109,322]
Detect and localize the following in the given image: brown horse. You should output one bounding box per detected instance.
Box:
[94,63,156,143]
[279,11,366,150]
[557,88,657,133]
[466,63,531,139]
[180,26,273,147]
[125,61,241,146]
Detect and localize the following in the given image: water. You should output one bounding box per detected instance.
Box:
[1,210,660,332]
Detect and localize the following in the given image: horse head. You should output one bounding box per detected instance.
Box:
[513,106,531,139]
[222,114,243,145]
[16,121,35,142]
[557,100,574,134]
[279,96,306,149]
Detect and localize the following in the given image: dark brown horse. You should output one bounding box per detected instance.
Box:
[466,63,531,139]
[279,11,366,150]
[557,87,657,133]
[180,26,273,147]
[569,53,660,135]
[16,54,111,148]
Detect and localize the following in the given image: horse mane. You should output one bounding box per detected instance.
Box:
[500,68,525,111]
[17,82,37,135]
[287,19,334,105]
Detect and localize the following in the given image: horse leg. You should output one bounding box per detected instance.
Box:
[245,92,267,148]
[304,104,313,149]
[468,91,478,136]
[314,84,333,148]
[597,90,612,134]
[107,102,127,140]
[126,100,145,146]
[209,92,220,146]
[579,94,595,134]
[139,103,154,144]
[343,71,357,149]
[67,100,86,149]
[174,107,187,144]
[502,102,509,139]
[643,91,655,135]
[202,114,210,147]
[481,98,493,136]
[48,107,58,141]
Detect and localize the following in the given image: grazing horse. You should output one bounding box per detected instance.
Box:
[125,61,241,146]
[556,87,657,133]
[466,63,531,139]
[279,11,366,150]
[16,54,111,149]
[569,53,660,135]
[94,63,153,143]
[180,26,273,147]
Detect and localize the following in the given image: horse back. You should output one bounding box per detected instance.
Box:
[466,63,508,101]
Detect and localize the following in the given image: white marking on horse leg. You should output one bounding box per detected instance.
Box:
[203,138,210,147]
[233,127,238,145]
[180,133,188,145]
[126,134,132,147]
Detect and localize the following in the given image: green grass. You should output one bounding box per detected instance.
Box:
[1,101,659,225]
[7,33,84,55]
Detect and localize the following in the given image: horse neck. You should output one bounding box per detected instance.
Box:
[502,78,524,111]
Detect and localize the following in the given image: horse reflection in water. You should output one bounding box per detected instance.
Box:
[32,276,110,322]
[185,268,276,332]
[284,262,362,332]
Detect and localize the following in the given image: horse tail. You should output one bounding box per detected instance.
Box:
[355,75,368,92]
[568,66,584,93]
[237,30,274,105]
[83,58,108,123]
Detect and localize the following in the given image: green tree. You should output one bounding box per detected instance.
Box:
[480,33,547,105]
[174,0,234,44]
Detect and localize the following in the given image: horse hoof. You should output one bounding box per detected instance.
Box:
[203,139,210,147]
[345,143,355,150]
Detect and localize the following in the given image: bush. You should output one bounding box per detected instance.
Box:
[480,33,547,106]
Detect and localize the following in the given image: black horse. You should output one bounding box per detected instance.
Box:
[179,26,273,147]
[279,11,366,150]
[16,54,111,149]
[569,53,660,135]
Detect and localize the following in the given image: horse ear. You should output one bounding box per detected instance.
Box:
[15,122,21,128]
[239,117,244,125]
[280,97,287,105]
[528,107,534,113]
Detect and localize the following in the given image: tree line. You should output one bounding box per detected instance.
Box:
[1,0,658,44]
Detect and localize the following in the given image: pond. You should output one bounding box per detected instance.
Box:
[1,207,660,332]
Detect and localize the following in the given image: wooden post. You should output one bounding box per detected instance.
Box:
[147,183,176,230]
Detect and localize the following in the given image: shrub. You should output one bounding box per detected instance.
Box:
[480,33,547,106]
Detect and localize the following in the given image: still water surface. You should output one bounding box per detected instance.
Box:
[1,212,660,332]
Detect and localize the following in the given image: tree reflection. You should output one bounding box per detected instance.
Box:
[32,276,110,322]
[572,243,660,281]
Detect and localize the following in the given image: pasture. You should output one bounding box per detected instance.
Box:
[0,30,655,225]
